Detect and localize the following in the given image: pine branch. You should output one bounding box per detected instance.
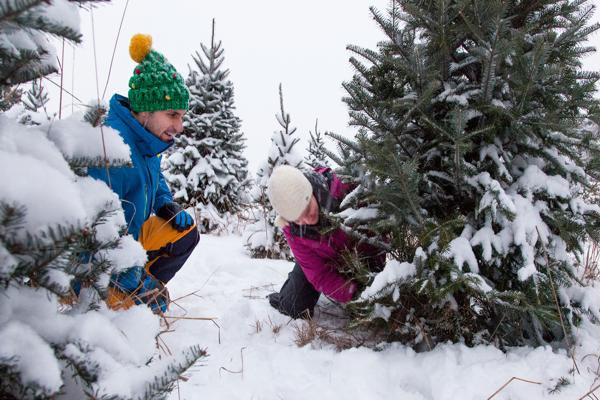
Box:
[481,15,508,102]
[322,146,345,167]
[141,346,207,399]
[325,131,361,154]
[0,0,48,24]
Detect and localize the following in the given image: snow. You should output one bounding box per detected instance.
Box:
[443,237,479,273]
[0,321,62,396]
[0,285,166,397]
[517,165,571,199]
[39,0,81,34]
[337,206,379,223]
[470,226,502,261]
[0,243,17,278]
[159,234,600,399]
[570,197,600,215]
[565,284,600,321]
[0,143,85,232]
[47,117,131,162]
[511,195,550,281]
[0,116,72,176]
[479,145,511,181]
[0,108,164,396]
[0,115,132,238]
[98,234,148,274]
[463,273,493,293]
[469,172,516,220]
[360,259,416,299]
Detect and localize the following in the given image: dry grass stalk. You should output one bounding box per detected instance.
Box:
[243,283,277,299]
[583,241,600,283]
[486,377,542,399]
[158,298,222,344]
[219,347,246,378]
[293,318,328,347]
[267,316,282,335]
[577,383,600,400]
[251,317,282,337]
[163,316,217,321]
[155,333,173,357]
[170,268,220,303]
[583,180,600,282]
[252,319,263,333]
[293,318,354,351]
[582,353,600,400]
[583,353,600,377]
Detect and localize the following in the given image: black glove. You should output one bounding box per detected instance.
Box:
[156,202,194,232]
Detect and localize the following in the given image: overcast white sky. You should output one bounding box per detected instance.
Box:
[47,0,600,173]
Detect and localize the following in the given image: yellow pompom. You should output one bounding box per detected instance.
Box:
[129,33,153,63]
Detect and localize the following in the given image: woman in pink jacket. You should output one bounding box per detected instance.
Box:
[267,165,385,319]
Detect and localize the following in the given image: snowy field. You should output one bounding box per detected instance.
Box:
[161,234,600,400]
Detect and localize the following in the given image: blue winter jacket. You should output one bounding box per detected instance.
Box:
[89,94,174,240]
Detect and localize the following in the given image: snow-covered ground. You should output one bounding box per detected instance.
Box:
[162,234,600,400]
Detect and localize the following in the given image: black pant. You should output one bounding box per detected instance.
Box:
[268,263,321,319]
[146,227,200,283]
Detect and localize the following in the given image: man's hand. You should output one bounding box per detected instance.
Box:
[173,210,194,231]
[156,202,194,231]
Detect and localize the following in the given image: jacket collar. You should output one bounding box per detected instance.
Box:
[109,94,172,157]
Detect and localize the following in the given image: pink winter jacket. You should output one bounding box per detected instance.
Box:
[282,168,384,303]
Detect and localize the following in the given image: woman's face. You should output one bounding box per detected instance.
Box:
[294,195,319,225]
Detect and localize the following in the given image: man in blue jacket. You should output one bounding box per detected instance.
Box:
[88,34,199,313]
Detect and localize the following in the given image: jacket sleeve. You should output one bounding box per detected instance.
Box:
[154,169,173,212]
[284,229,357,303]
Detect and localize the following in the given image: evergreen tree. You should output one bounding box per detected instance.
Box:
[243,84,303,259]
[0,0,84,87]
[304,119,330,169]
[162,19,248,233]
[0,0,72,113]
[23,78,49,112]
[336,0,600,349]
[18,78,50,125]
[0,3,206,398]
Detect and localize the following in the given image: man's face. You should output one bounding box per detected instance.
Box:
[135,109,186,142]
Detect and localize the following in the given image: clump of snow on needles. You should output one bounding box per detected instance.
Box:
[360,259,416,299]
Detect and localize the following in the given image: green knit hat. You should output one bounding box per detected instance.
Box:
[127,33,189,112]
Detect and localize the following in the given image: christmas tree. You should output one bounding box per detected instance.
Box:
[0,2,206,398]
[243,84,303,259]
[336,0,600,349]
[162,19,248,233]
[304,119,331,169]
[18,78,51,125]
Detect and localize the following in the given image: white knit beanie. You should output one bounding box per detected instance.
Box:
[267,165,312,222]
